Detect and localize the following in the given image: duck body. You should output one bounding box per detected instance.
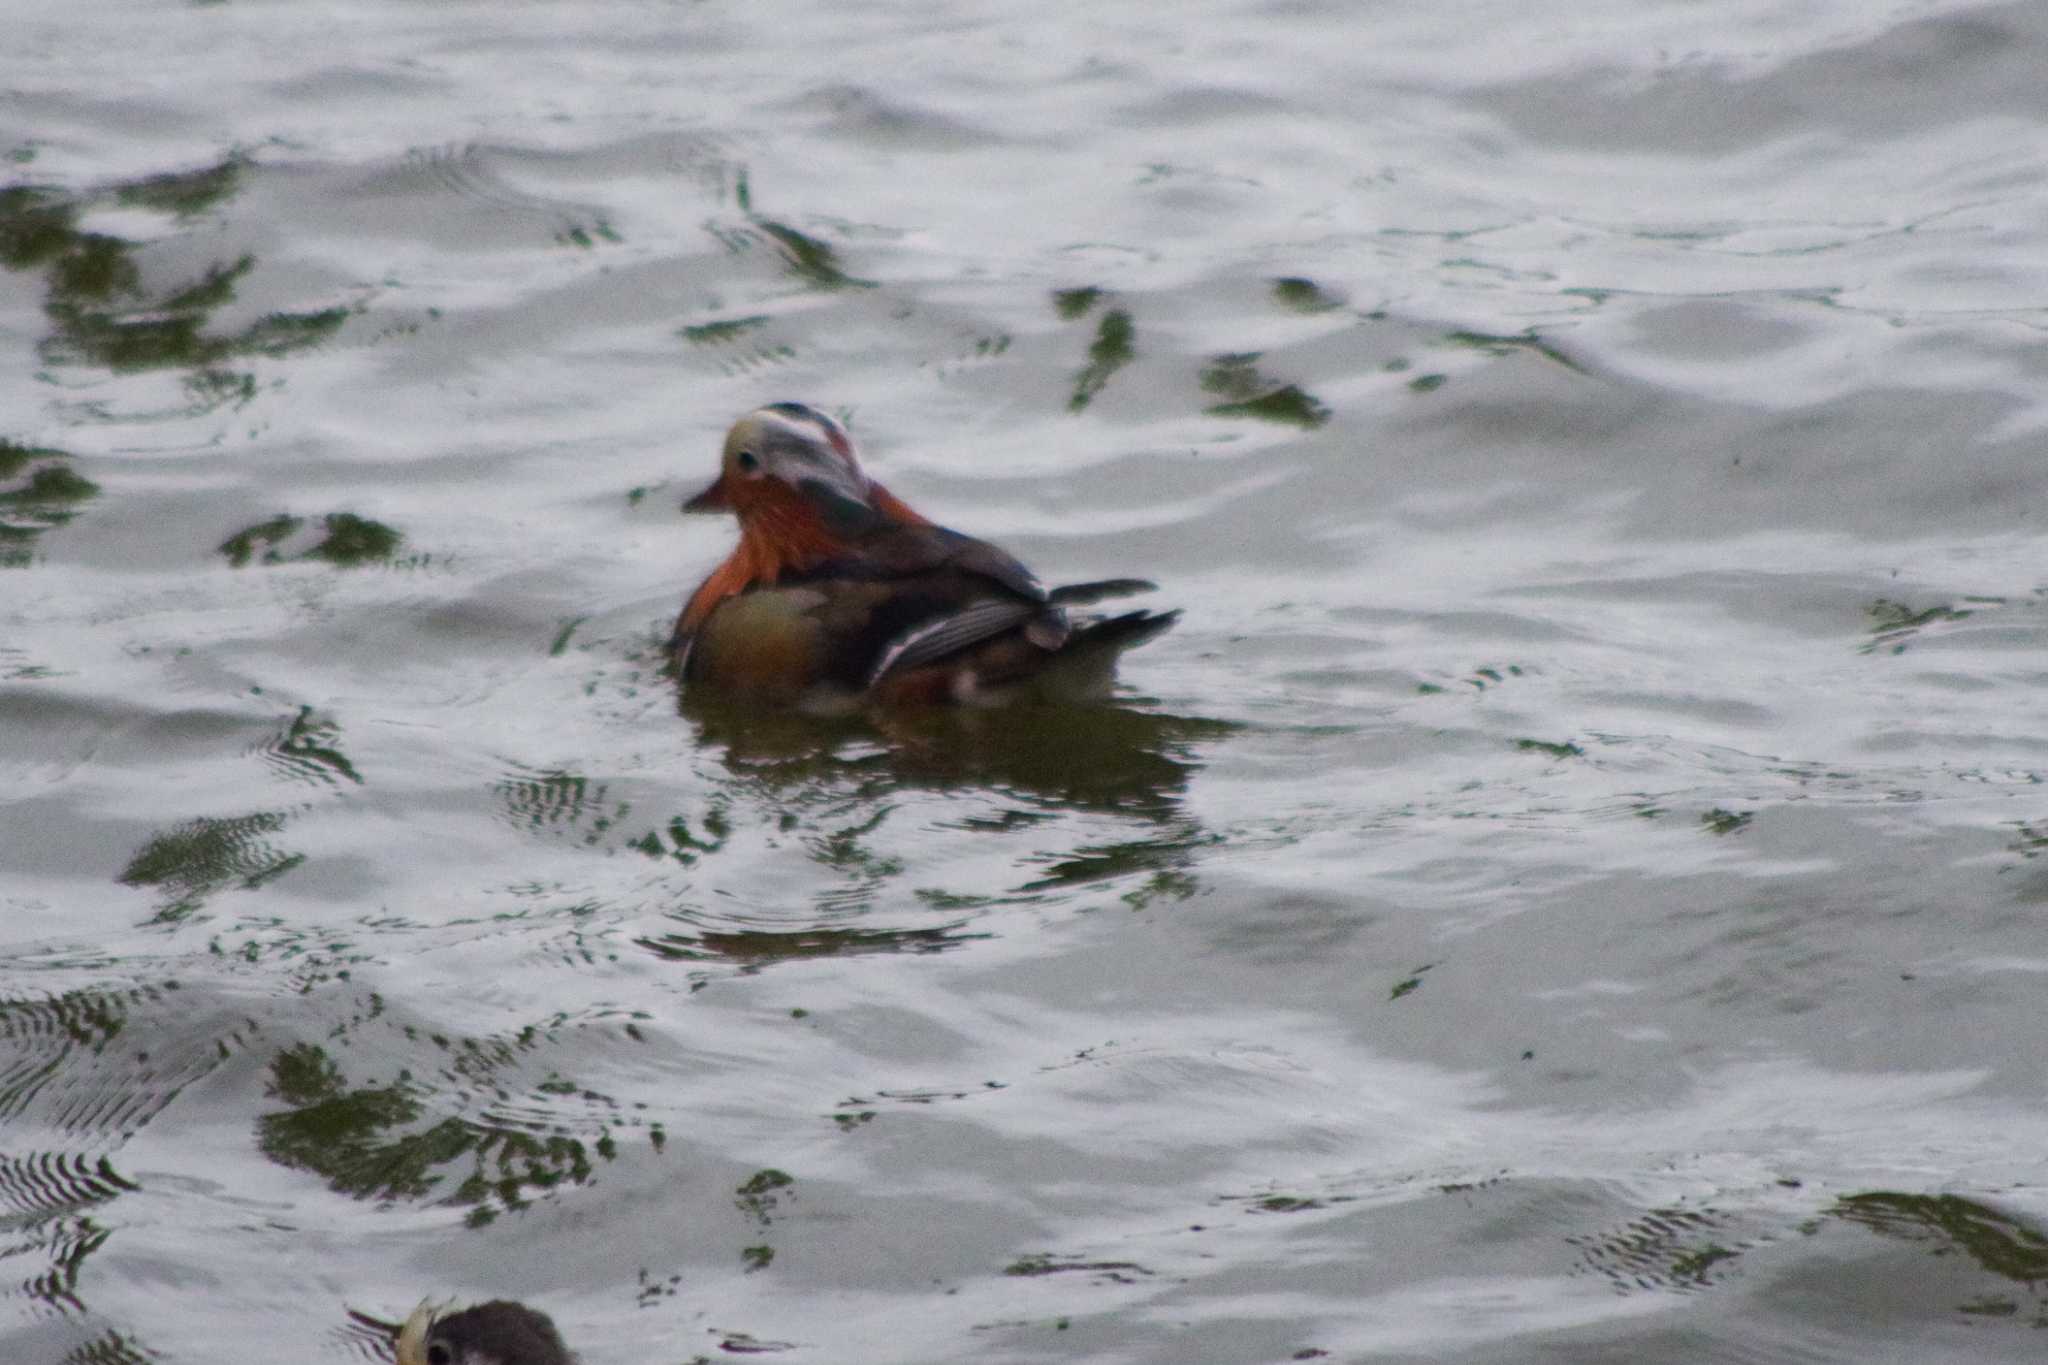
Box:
[672,403,1175,711]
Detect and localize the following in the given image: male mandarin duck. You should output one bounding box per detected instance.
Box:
[671,402,1177,710]
[396,1299,576,1365]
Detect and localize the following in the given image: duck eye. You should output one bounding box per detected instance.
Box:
[735,450,761,475]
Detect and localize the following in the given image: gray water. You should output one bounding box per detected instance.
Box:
[5,2,2048,1362]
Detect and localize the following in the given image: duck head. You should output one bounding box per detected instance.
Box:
[396,1299,575,1365]
[684,401,883,539]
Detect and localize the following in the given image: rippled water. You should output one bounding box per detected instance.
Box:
[6,2,2048,1362]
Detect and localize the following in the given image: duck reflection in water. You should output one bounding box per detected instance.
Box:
[649,693,1234,971]
[392,1299,575,1365]
[671,402,1177,711]
[683,686,1228,818]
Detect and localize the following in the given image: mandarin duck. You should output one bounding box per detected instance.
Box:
[671,402,1177,709]
[396,1298,576,1365]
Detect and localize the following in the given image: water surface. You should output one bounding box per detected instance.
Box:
[5,2,2048,1362]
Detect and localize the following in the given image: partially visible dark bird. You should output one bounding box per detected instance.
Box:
[396,1299,576,1365]
[671,402,1176,710]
